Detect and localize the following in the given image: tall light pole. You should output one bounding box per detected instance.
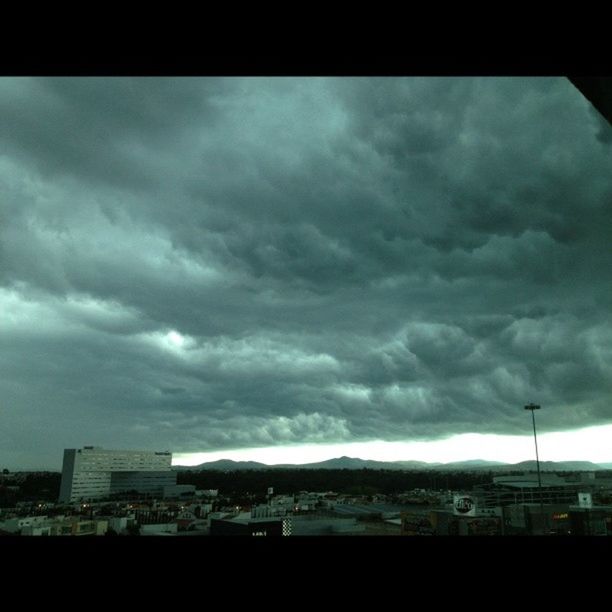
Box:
[524,403,544,533]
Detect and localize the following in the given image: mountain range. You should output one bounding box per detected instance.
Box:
[173,456,609,472]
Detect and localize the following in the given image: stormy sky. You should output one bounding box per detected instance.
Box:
[1,77,611,470]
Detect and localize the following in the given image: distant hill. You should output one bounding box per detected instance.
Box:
[435,459,509,471]
[508,460,604,472]
[275,456,433,471]
[394,459,443,469]
[273,456,381,470]
[174,459,270,472]
[173,456,609,472]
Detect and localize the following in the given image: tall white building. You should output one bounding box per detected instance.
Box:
[59,446,176,503]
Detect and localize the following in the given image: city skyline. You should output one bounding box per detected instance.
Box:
[1,77,611,471]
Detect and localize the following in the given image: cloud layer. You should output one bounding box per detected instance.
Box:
[1,77,611,468]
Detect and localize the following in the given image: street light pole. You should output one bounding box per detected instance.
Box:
[524,403,544,533]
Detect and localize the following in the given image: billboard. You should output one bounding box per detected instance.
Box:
[453,495,476,516]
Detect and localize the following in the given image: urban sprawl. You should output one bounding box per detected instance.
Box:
[1,446,612,536]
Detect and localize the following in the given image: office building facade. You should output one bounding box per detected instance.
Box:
[59,446,175,503]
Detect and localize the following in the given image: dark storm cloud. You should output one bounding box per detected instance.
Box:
[1,76,611,469]
[0,78,226,191]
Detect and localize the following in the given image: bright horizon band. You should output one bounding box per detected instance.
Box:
[173,423,612,467]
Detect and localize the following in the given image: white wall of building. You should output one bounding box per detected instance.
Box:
[59,447,174,503]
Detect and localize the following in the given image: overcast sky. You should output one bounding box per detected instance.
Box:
[1,77,611,470]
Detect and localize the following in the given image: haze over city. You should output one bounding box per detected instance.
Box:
[1,77,611,471]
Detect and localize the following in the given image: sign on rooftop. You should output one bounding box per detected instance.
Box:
[453,495,476,517]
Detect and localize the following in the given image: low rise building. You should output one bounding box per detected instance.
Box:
[569,505,612,536]
[210,516,289,536]
[140,522,178,535]
[474,474,597,509]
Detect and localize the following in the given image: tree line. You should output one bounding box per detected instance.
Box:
[177,468,496,496]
